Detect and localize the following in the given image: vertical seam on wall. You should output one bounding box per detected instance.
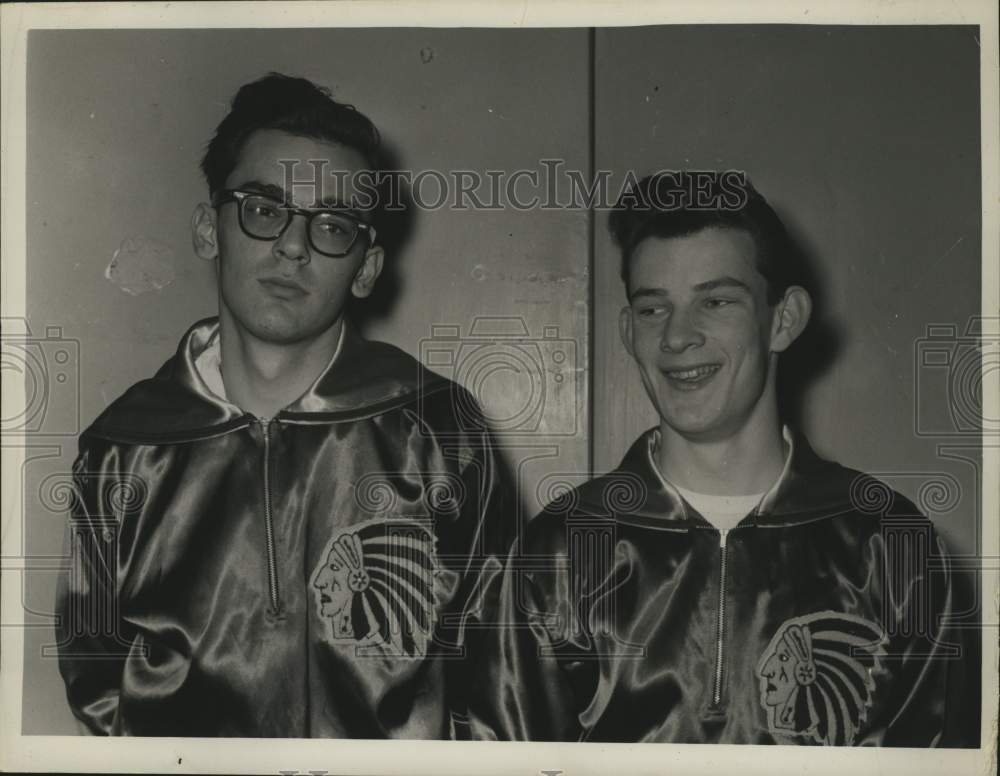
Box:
[587,26,596,478]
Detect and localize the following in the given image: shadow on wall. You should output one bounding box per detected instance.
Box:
[775,210,843,431]
[349,136,413,328]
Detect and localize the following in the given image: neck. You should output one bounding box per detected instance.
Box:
[218,315,344,419]
[657,402,787,497]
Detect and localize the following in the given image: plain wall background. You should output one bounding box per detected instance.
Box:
[17,26,982,735]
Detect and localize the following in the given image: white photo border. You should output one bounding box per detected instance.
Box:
[1,2,996,775]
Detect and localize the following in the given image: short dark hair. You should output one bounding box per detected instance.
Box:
[608,172,807,304]
[200,72,381,198]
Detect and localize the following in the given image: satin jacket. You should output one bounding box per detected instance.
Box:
[465,429,975,746]
[56,317,511,737]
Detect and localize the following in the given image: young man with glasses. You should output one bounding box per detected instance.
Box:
[56,73,510,738]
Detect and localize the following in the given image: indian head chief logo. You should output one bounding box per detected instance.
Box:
[756,611,887,745]
[310,519,439,658]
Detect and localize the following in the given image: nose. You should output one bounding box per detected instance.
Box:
[273,212,311,265]
[660,307,704,353]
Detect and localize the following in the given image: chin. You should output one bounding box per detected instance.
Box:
[224,298,337,345]
[247,317,329,346]
[650,393,720,434]
[659,414,724,439]
[658,404,751,442]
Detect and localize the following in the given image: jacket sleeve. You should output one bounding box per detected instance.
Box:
[868,511,979,747]
[424,389,586,741]
[461,534,582,741]
[55,446,136,735]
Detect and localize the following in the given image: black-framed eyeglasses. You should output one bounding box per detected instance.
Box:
[212,189,376,258]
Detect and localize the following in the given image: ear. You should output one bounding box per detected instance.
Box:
[351,245,385,299]
[191,203,219,261]
[769,286,812,353]
[619,305,636,358]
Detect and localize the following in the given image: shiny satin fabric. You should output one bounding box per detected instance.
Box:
[465,430,974,746]
[56,317,512,737]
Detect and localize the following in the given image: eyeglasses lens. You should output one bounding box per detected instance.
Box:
[240,195,359,256]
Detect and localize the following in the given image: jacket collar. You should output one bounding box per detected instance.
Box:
[86,317,448,444]
[606,426,859,528]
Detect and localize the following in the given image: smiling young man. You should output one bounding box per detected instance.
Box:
[466,172,971,746]
[56,74,510,737]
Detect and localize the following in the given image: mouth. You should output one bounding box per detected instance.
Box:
[766,682,776,693]
[320,594,331,603]
[258,277,307,298]
[661,363,721,391]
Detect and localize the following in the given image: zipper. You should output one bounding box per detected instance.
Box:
[259,417,280,613]
[711,529,729,708]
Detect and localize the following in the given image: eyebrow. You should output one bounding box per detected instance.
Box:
[237,180,287,200]
[628,287,668,303]
[236,180,355,211]
[628,276,752,303]
[692,276,753,293]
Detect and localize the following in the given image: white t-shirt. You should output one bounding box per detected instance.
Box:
[673,485,764,531]
[646,427,794,531]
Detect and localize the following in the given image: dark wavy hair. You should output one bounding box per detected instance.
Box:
[200,72,381,198]
[608,172,809,304]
